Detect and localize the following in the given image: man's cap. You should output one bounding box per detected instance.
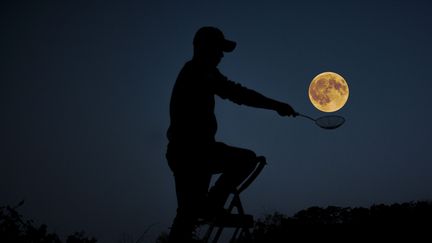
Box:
[193,26,236,52]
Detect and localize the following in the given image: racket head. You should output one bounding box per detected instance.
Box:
[315,115,345,129]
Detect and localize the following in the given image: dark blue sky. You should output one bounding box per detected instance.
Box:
[1,0,432,242]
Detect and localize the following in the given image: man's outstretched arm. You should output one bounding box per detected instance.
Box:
[215,77,296,117]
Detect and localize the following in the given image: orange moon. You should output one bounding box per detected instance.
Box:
[308,72,349,112]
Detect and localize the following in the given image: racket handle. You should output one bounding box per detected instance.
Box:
[297,113,316,122]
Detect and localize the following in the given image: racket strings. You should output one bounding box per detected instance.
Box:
[315,115,345,129]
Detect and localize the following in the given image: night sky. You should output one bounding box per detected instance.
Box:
[1,0,432,242]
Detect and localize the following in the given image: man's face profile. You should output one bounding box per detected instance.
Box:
[206,48,224,67]
[196,46,224,67]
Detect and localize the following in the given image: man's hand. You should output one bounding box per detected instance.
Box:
[276,102,297,117]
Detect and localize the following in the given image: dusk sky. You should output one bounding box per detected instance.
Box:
[1,0,432,242]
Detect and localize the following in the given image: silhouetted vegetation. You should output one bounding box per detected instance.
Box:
[156,201,432,242]
[155,232,169,243]
[251,201,432,242]
[4,200,431,243]
[0,202,96,243]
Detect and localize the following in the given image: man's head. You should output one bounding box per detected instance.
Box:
[193,27,236,67]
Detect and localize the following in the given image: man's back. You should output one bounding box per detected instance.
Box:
[167,60,219,146]
[167,59,258,146]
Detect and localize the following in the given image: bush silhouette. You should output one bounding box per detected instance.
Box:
[251,201,432,242]
[0,202,96,243]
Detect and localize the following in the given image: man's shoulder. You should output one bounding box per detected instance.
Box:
[178,60,222,80]
[179,60,200,75]
[176,61,195,80]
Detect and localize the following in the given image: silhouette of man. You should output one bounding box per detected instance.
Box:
[166,26,296,242]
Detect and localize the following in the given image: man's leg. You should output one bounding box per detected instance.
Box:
[207,142,258,212]
[168,171,211,243]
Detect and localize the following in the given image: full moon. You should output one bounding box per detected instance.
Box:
[308,72,349,112]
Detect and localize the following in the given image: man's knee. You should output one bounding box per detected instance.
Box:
[242,148,257,162]
[237,148,258,166]
[219,143,257,161]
